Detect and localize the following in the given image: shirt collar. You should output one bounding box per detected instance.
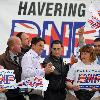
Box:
[9,50,18,60]
[97,56,100,65]
[30,49,41,59]
[97,56,100,60]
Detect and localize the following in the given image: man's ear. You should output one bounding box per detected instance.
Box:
[31,44,36,49]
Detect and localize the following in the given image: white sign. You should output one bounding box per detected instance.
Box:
[0,69,16,89]
[0,69,49,91]
[76,68,100,89]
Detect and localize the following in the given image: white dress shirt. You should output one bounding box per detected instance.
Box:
[21,49,45,80]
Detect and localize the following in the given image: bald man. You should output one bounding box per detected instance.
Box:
[0,36,25,100]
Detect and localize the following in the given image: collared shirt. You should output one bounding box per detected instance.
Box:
[21,49,45,80]
[9,51,19,64]
[94,56,100,65]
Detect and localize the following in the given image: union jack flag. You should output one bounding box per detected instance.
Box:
[88,15,100,29]
[78,74,86,83]
[88,3,100,30]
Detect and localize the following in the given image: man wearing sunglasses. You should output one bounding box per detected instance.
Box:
[43,40,69,100]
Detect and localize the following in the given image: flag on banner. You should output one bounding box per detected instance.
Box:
[12,22,38,38]
[0,69,49,90]
[88,3,100,30]
[18,76,49,91]
[75,2,100,49]
[76,68,100,89]
[88,3,100,20]
[88,16,100,29]
[78,74,86,83]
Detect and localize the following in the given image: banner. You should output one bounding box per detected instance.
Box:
[0,0,100,62]
[0,69,49,91]
[0,69,16,89]
[18,76,49,91]
[76,68,100,89]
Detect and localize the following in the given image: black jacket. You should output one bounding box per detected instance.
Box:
[43,55,69,91]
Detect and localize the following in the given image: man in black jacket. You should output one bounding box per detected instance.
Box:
[43,40,69,100]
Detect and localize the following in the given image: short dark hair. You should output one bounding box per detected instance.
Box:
[51,40,63,48]
[94,38,100,42]
[31,37,45,46]
[16,32,24,40]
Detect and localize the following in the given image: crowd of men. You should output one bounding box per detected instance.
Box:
[0,30,100,100]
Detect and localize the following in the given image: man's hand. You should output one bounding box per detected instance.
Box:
[67,82,80,91]
[44,62,55,74]
[91,87,99,91]
[72,85,80,91]
[0,88,8,93]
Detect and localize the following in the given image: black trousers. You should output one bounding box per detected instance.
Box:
[6,88,25,100]
[74,90,95,100]
[7,95,25,100]
[43,89,66,100]
[29,94,43,100]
